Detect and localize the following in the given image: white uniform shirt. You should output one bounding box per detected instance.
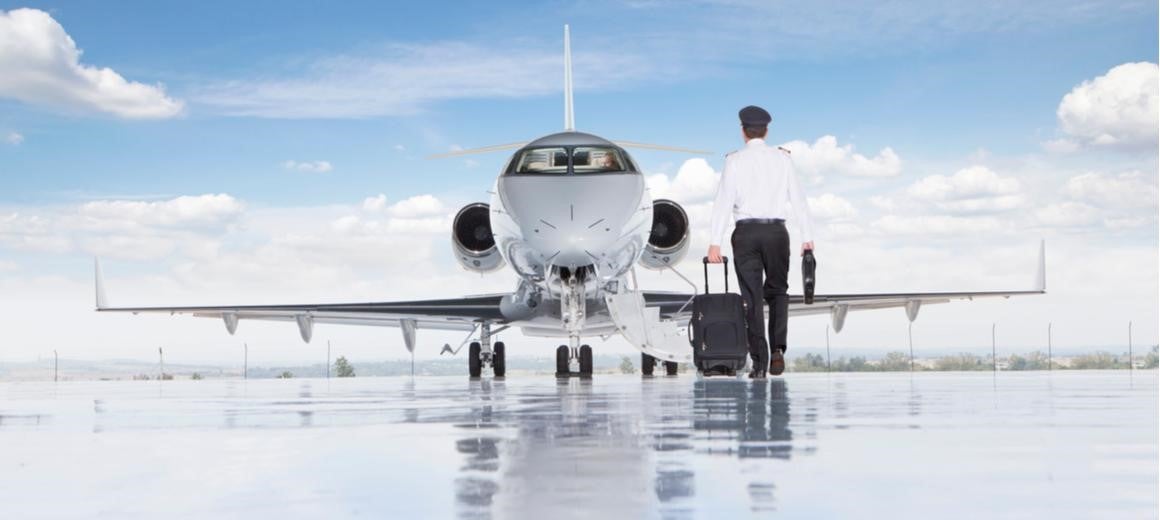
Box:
[709,138,814,246]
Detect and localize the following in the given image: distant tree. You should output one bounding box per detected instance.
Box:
[878,351,912,372]
[1009,351,1051,371]
[618,356,635,374]
[159,373,174,381]
[1069,352,1123,370]
[935,353,987,371]
[191,372,203,380]
[792,353,827,372]
[1145,346,1158,369]
[133,374,151,381]
[334,356,356,377]
[277,371,294,379]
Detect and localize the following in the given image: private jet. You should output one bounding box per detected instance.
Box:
[96,26,1046,378]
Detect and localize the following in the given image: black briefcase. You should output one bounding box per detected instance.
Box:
[690,257,749,375]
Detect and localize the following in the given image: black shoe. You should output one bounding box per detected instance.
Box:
[769,349,785,376]
[748,369,767,379]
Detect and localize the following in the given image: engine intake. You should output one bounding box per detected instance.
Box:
[639,199,690,270]
[452,203,505,273]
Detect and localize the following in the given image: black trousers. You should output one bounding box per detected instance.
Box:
[731,221,790,369]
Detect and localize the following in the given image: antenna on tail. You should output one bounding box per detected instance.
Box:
[564,25,575,131]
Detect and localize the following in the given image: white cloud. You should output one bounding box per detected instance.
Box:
[1034,201,1102,228]
[282,160,333,173]
[868,195,896,212]
[906,165,1023,214]
[871,214,1005,236]
[362,194,388,212]
[5,131,22,145]
[393,144,406,152]
[645,158,719,203]
[1052,62,1158,151]
[79,194,243,228]
[0,8,183,119]
[387,194,445,218]
[779,135,901,179]
[1062,171,1157,210]
[808,193,858,222]
[195,41,652,118]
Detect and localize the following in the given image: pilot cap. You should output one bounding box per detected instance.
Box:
[739,105,772,127]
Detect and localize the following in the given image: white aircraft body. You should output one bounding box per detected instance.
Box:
[96,26,1046,377]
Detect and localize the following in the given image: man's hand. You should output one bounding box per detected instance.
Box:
[801,241,814,255]
[707,245,724,264]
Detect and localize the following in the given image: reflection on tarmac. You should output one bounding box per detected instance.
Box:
[449,378,815,518]
[0,373,1155,518]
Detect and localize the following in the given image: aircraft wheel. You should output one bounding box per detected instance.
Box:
[664,361,679,376]
[468,342,482,378]
[579,344,593,376]
[641,353,655,376]
[555,345,570,376]
[492,342,506,378]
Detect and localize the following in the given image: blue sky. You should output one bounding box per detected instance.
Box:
[0,1,1156,363]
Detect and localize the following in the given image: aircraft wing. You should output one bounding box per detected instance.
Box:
[645,241,1046,331]
[94,260,502,342]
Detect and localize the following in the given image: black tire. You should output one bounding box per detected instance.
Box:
[556,345,570,376]
[664,361,679,376]
[468,342,482,378]
[579,344,593,376]
[492,342,506,378]
[641,353,655,376]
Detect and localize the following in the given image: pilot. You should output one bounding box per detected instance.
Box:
[707,105,814,379]
[599,151,621,170]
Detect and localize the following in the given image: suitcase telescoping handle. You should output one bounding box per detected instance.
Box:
[701,256,729,293]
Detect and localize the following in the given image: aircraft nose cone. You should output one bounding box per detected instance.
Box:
[499,174,645,269]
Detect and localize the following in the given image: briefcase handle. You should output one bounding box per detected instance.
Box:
[701,256,729,293]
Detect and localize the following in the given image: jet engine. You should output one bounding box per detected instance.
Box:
[639,199,690,270]
[452,203,505,273]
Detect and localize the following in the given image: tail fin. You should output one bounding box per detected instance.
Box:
[94,257,108,310]
[564,24,575,131]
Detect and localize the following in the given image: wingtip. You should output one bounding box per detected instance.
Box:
[94,257,108,310]
[1035,239,1047,293]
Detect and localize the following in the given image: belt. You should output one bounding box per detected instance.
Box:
[736,218,785,225]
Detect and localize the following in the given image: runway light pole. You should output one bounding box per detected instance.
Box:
[243,342,248,380]
[1128,321,1133,371]
[825,324,832,373]
[1047,322,1052,371]
[54,349,58,383]
[327,340,332,379]
[159,347,164,380]
[991,324,997,373]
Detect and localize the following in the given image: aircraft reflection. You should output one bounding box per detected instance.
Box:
[452,378,814,518]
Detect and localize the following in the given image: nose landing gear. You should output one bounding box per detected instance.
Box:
[555,343,593,378]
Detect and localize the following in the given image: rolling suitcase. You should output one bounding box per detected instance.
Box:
[690,257,749,375]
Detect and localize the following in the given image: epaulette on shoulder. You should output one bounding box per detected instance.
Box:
[777,146,792,155]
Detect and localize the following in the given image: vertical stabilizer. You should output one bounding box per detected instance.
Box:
[94,257,108,309]
[563,25,575,131]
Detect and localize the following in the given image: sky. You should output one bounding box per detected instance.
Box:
[0,1,1156,366]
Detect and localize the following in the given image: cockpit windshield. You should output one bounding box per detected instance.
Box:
[508,146,635,175]
[572,147,627,173]
[514,147,569,174]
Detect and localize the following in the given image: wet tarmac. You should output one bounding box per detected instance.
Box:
[0,371,1156,519]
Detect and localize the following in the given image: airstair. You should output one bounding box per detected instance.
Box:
[604,289,694,363]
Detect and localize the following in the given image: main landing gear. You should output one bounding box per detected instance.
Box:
[556,344,593,378]
[467,323,506,379]
[641,353,679,377]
